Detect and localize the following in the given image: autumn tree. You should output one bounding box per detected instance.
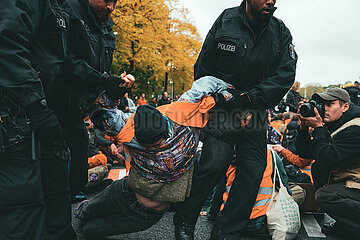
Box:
[299,83,324,99]
[112,0,202,98]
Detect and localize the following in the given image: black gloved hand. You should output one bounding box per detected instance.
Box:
[210,92,227,107]
[226,88,252,108]
[100,74,127,101]
[25,99,63,143]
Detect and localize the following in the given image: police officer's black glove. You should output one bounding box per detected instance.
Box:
[226,88,252,109]
[210,92,227,107]
[100,73,127,101]
[25,99,63,143]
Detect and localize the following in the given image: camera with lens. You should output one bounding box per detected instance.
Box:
[299,100,325,118]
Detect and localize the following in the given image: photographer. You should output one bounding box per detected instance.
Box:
[296,87,360,238]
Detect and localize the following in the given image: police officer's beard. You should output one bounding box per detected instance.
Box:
[96,9,112,22]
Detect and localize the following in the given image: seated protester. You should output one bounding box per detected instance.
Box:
[92,92,129,165]
[283,112,292,126]
[272,144,314,183]
[281,116,299,154]
[270,113,286,139]
[84,116,108,169]
[296,87,360,238]
[267,111,282,145]
[214,148,292,238]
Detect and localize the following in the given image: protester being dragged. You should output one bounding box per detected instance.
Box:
[73,102,212,238]
[72,75,247,239]
[296,87,360,238]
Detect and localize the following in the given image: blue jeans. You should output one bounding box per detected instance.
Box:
[78,177,166,238]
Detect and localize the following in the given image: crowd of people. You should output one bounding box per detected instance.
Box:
[1,0,359,240]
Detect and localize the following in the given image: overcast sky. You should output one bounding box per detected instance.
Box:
[179,0,360,87]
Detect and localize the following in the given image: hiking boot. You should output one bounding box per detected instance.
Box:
[173,214,194,240]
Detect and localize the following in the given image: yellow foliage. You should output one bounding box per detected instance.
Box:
[112,0,202,96]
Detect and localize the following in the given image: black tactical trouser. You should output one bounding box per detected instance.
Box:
[175,113,267,237]
[40,139,75,240]
[78,177,166,238]
[54,104,88,197]
[0,112,75,240]
[64,119,88,197]
[0,138,45,240]
[316,182,360,238]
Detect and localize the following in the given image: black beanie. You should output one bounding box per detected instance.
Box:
[134,105,168,144]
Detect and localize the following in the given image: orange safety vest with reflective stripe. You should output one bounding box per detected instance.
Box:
[299,161,314,183]
[220,148,274,219]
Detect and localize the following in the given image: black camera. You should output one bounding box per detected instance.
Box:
[299,100,325,118]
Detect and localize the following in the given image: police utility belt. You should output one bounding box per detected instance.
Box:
[0,112,26,153]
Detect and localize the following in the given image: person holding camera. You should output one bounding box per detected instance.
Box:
[296,87,360,238]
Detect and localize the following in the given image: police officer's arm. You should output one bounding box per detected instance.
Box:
[0,0,45,107]
[194,11,225,80]
[248,25,297,109]
[64,47,105,88]
[311,126,360,170]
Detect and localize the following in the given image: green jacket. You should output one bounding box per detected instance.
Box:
[0,0,68,108]
[195,0,297,109]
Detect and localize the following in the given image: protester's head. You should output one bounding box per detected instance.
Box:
[124,92,128,98]
[291,81,300,92]
[89,0,117,23]
[246,0,276,22]
[163,92,168,99]
[141,93,146,99]
[284,112,291,120]
[273,113,284,121]
[134,105,169,147]
[312,87,350,123]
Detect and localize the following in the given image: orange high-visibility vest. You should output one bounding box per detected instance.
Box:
[220,148,274,219]
[299,161,314,183]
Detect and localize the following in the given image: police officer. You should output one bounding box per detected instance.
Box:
[0,0,75,239]
[48,0,134,200]
[173,0,297,239]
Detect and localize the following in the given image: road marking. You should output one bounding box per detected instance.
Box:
[302,214,326,238]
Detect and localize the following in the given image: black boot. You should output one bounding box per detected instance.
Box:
[173,214,195,240]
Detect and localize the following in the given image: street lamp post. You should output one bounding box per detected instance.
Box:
[169,80,174,100]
